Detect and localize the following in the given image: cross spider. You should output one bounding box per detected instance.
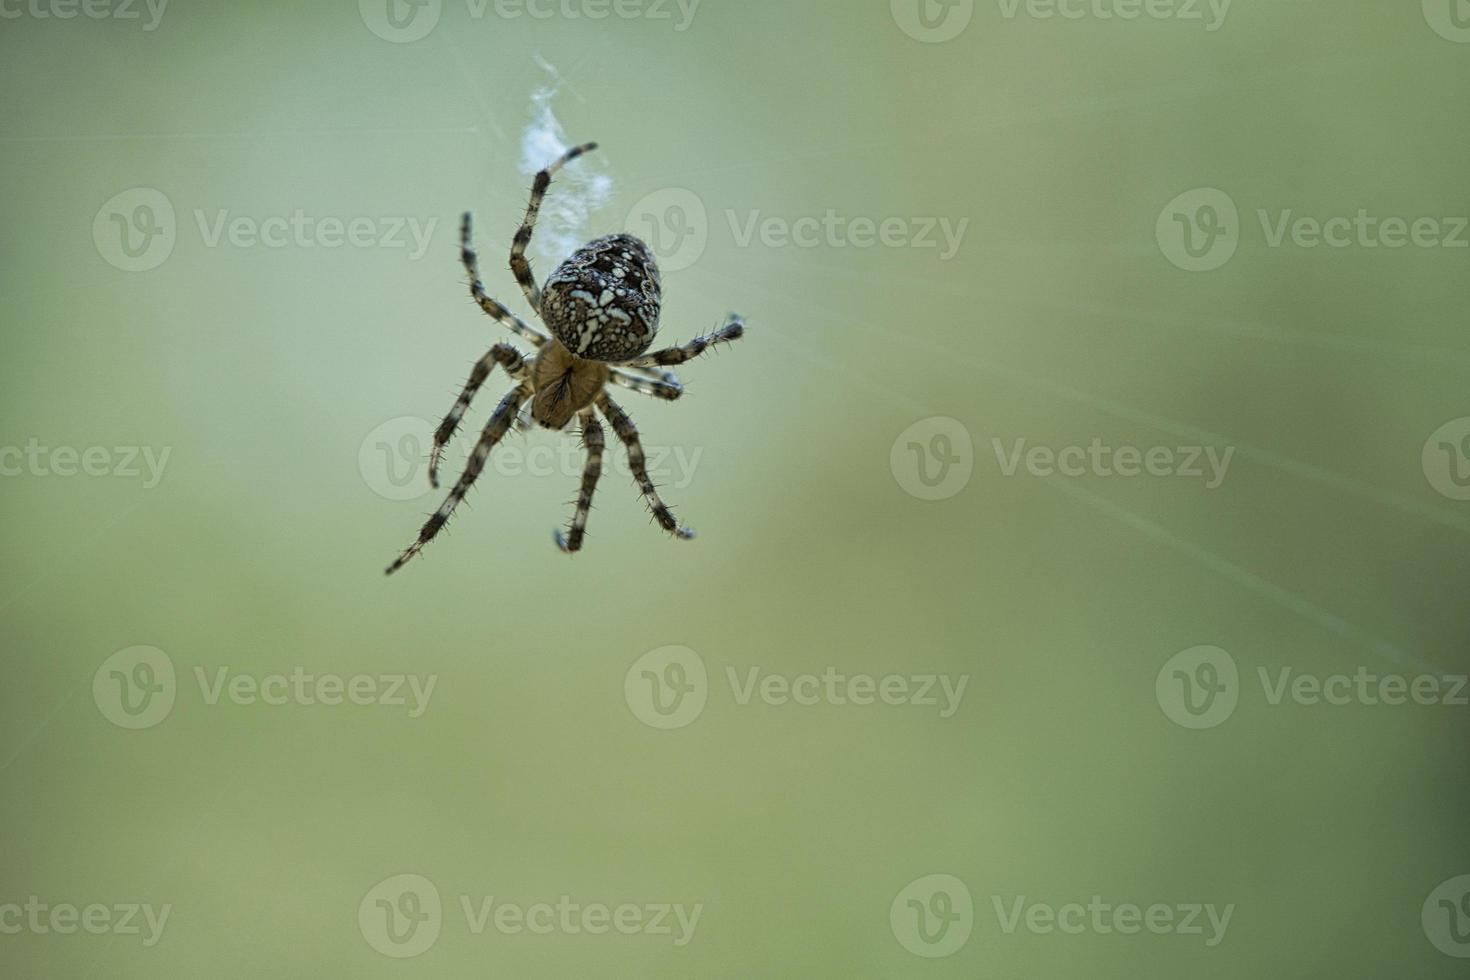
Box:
[386,142,746,575]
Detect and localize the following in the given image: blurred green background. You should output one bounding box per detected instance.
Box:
[2,1,1468,976]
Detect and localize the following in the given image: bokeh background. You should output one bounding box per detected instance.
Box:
[2,1,1468,976]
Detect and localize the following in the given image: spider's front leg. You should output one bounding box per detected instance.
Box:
[429,343,527,488]
[509,142,598,313]
[554,410,606,554]
[461,213,549,348]
[386,383,531,576]
[596,392,695,542]
[622,314,745,369]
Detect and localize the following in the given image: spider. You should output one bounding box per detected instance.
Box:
[386,142,746,575]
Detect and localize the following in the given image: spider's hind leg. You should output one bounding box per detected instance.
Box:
[609,368,683,401]
[386,383,531,575]
[554,410,606,554]
[596,392,695,542]
[429,343,527,488]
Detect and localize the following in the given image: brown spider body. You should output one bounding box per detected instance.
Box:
[385,142,747,574]
[528,338,610,430]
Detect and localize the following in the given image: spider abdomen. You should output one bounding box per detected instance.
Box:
[540,233,662,362]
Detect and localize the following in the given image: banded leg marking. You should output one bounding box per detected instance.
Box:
[430,343,527,489]
[386,383,531,575]
[554,411,606,554]
[596,391,694,541]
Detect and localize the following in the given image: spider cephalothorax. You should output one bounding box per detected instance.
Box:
[385,142,746,574]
